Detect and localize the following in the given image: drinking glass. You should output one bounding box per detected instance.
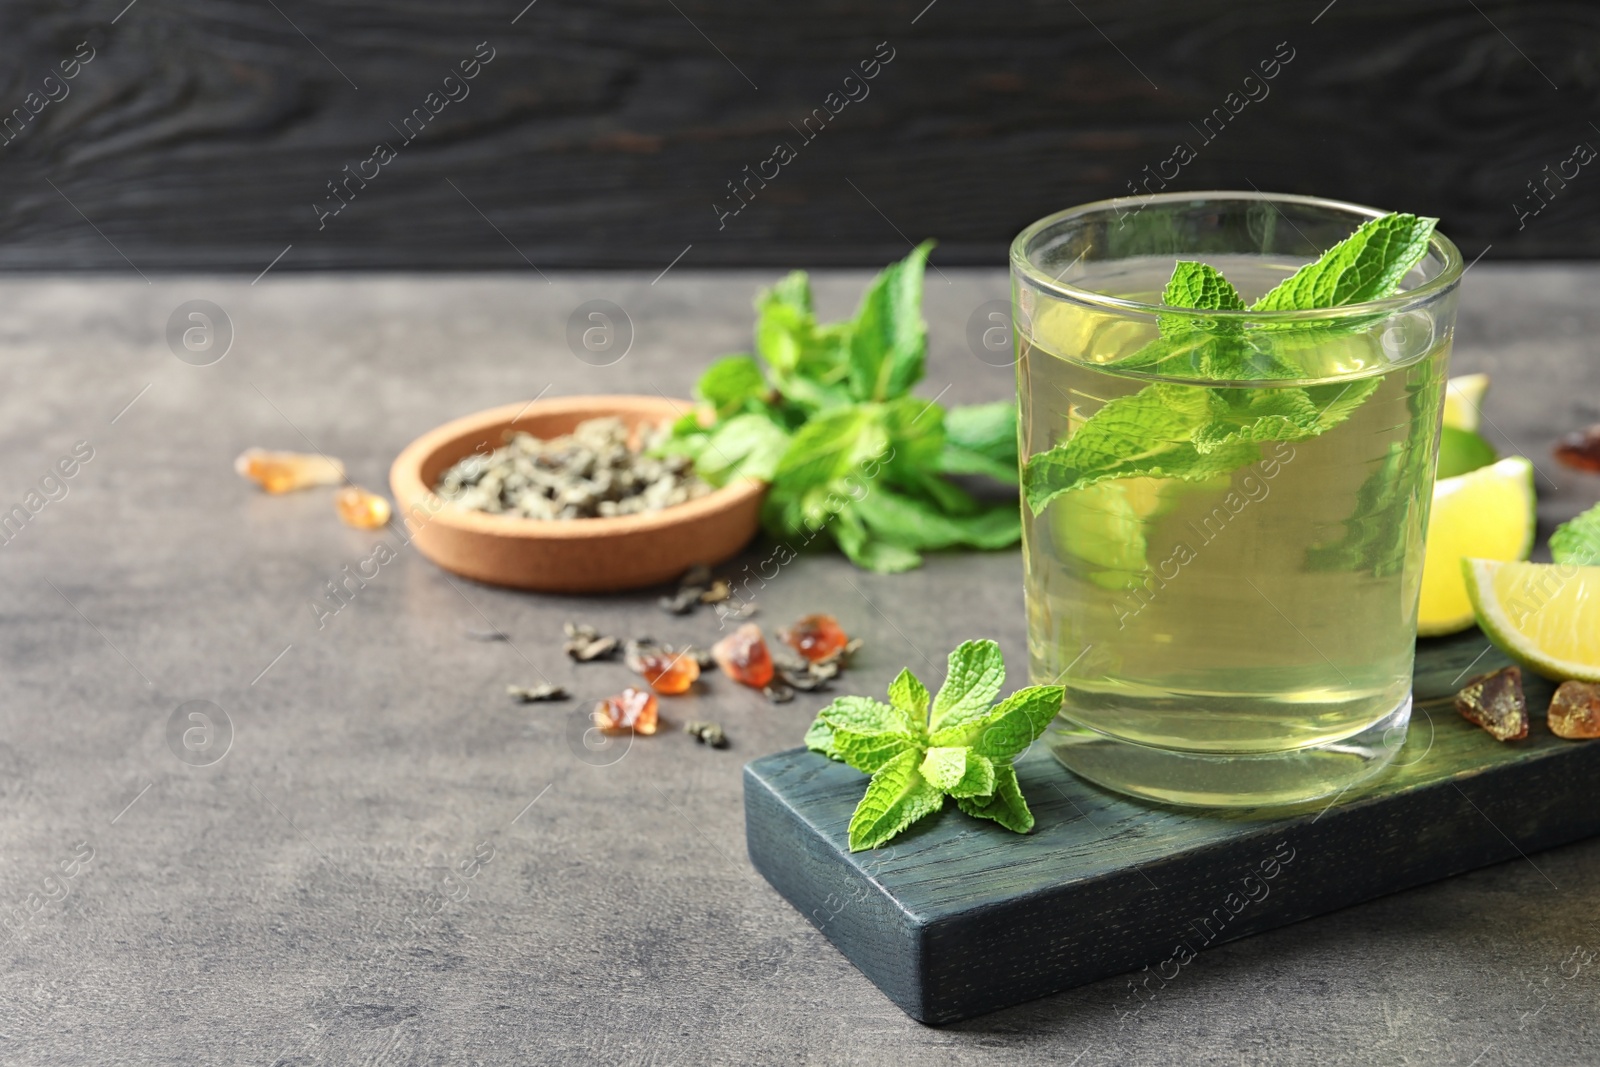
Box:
[1011,192,1462,807]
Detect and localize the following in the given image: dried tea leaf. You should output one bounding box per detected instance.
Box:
[700,579,732,604]
[1549,680,1600,739]
[507,683,570,702]
[563,621,621,662]
[435,417,711,520]
[1455,666,1528,741]
[763,680,796,704]
[816,637,864,669]
[685,720,729,748]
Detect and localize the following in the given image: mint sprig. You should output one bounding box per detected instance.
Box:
[806,639,1064,851]
[1023,212,1438,514]
[658,243,1021,573]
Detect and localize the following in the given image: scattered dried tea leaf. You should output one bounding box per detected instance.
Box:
[780,613,851,663]
[685,720,728,748]
[435,417,710,520]
[335,485,392,529]
[779,660,838,693]
[1549,680,1600,739]
[1455,666,1529,741]
[624,640,701,695]
[712,623,775,689]
[507,682,570,702]
[659,563,714,615]
[816,637,864,669]
[1554,424,1600,473]
[715,598,759,622]
[563,622,621,662]
[685,646,715,669]
[235,448,345,493]
[593,687,659,735]
[763,680,796,704]
[700,579,732,604]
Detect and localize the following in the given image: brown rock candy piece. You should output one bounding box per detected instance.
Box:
[711,623,775,689]
[1548,680,1600,739]
[335,485,392,529]
[234,448,345,493]
[1455,666,1529,741]
[1554,424,1600,473]
[593,687,659,735]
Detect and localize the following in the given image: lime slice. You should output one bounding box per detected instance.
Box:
[1463,558,1600,682]
[1436,426,1497,479]
[1417,457,1535,636]
[1442,372,1489,431]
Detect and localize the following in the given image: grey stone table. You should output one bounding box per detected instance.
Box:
[1,266,1597,1066]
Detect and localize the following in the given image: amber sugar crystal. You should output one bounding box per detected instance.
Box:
[593,687,659,735]
[1549,680,1600,739]
[235,448,345,493]
[335,486,393,529]
[711,623,775,688]
[634,649,701,695]
[780,613,850,663]
[1454,666,1528,741]
[1554,424,1600,473]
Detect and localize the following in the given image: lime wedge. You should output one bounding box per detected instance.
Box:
[1463,558,1600,682]
[1417,457,1535,636]
[1436,426,1497,479]
[1442,372,1489,432]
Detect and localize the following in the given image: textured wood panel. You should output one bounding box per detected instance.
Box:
[0,0,1598,271]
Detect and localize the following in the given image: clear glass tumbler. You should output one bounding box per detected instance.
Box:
[1011,192,1462,807]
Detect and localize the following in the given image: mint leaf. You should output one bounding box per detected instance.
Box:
[771,406,888,489]
[1164,261,1246,311]
[955,763,1034,834]
[1189,376,1381,455]
[848,241,933,402]
[854,488,1021,552]
[690,413,791,485]
[887,668,930,719]
[919,746,996,798]
[847,748,945,852]
[819,694,921,737]
[1551,503,1600,566]
[696,355,768,418]
[829,726,922,775]
[930,639,1006,731]
[932,685,1065,758]
[1023,383,1258,513]
[806,694,921,765]
[1252,213,1437,312]
[938,401,1019,485]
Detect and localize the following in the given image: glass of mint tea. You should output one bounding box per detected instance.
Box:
[1011,193,1462,807]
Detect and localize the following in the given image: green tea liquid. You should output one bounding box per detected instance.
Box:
[1020,257,1448,775]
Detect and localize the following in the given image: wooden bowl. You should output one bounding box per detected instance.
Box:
[389,396,766,593]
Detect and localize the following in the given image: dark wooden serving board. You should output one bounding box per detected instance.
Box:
[744,630,1598,1024]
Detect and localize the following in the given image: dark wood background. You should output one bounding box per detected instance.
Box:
[1,0,1597,272]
